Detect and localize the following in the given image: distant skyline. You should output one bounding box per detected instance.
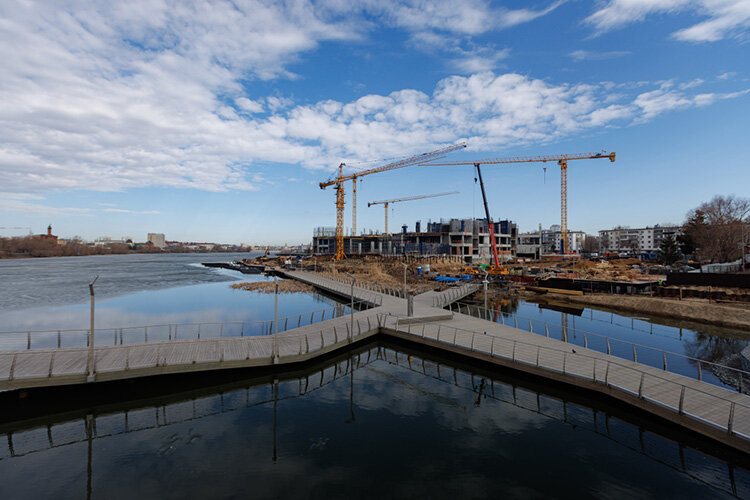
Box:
[1,1,748,244]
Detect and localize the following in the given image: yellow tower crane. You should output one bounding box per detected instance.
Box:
[428,151,615,255]
[367,191,460,236]
[320,143,466,261]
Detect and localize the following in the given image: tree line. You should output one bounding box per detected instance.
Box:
[0,237,241,258]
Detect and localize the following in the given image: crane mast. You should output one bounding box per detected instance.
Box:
[428,152,615,255]
[320,143,465,261]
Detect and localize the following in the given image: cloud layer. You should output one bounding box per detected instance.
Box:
[0,1,747,199]
[586,0,750,42]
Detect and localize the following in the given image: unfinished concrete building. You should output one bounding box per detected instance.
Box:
[312,218,517,262]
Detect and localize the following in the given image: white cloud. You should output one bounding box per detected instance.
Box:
[568,49,630,61]
[679,77,705,89]
[717,71,737,80]
[0,195,91,216]
[586,0,750,42]
[0,1,747,198]
[451,47,511,73]
[103,208,161,215]
[235,98,264,114]
[362,0,566,35]
[632,85,748,120]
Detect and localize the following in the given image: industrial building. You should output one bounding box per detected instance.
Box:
[313,218,517,261]
[599,225,681,255]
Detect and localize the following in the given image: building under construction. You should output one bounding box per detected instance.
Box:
[313,218,517,262]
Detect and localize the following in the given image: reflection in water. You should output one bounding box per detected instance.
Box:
[462,296,750,392]
[1,341,747,499]
[685,333,747,364]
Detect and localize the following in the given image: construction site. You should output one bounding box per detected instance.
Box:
[232,142,750,331]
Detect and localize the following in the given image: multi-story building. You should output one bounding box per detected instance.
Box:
[147,232,166,249]
[540,224,587,254]
[516,230,542,260]
[598,225,681,255]
[312,218,517,261]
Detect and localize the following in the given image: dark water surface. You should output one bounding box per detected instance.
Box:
[1,342,747,499]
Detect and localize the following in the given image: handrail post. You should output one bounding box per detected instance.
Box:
[728,402,736,434]
[87,275,98,382]
[678,386,685,414]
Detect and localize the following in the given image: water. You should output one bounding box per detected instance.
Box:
[457,297,749,389]
[0,253,350,349]
[0,253,260,311]
[0,342,747,499]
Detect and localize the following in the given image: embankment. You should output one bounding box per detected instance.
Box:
[526,292,750,332]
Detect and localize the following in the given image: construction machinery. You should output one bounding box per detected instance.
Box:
[320,143,466,261]
[428,152,615,255]
[367,191,459,236]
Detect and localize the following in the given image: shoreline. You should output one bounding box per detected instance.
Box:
[522,291,750,333]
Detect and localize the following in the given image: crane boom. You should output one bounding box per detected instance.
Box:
[368,191,459,236]
[319,144,466,189]
[320,143,466,260]
[427,151,615,255]
[427,152,615,166]
[368,190,460,206]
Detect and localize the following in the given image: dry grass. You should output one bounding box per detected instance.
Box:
[231,280,314,294]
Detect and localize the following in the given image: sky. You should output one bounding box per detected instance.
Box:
[0,0,749,245]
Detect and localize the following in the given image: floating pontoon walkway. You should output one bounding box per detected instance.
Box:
[0,271,747,453]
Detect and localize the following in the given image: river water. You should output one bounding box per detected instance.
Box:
[0,254,748,497]
[1,342,747,499]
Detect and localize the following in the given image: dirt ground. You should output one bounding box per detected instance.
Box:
[526,291,750,332]
[314,257,467,293]
[555,258,661,281]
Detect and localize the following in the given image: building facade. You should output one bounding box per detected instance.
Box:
[147,233,166,249]
[598,226,681,255]
[313,218,517,261]
[540,225,587,254]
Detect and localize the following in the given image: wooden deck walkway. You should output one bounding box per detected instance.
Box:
[1,271,748,453]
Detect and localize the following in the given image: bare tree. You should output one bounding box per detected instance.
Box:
[582,235,599,254]
[683,195,750,263]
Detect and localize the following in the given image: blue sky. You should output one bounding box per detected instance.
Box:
[1,1,748,244]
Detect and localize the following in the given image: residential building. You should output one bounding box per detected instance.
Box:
[147,232,166,249]
[540,224,587,254]
[598,225,681,255]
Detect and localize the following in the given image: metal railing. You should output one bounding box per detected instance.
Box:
[2,342,741,496]
[0,311,387,385]
[380,314,750,441]
[445,301,750,393]
[431,283,480,307]
[0,298,375,352]
[307,271,403,299]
